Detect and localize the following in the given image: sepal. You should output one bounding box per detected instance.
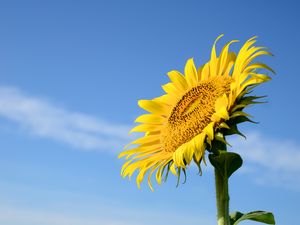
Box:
[223,124,246,139]
[219,122,230,129]
[214,132,232,147]
[238,95,267,106]
[229,115,258,125]
[230,111,252,119]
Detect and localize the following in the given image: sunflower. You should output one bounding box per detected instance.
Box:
[119,35,273,191]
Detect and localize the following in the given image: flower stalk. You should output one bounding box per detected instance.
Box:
[215,167,230,225]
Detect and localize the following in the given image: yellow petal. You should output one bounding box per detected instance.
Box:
[183,141,195,165]
[130,124,162,133]
[210,34,224,77]
[173,145,186,168]
[147,168,157,191]
[147,159,168,191]
[184,58,198,86]
[120,144,161,159]
[200,63,210,80]
[197,65,204,81]
[126,134,160,147]
[155,94,178,105]
[167,70,188,91]
[122,159,145,178]
[204,122,214,141]
[162,83,180,96]
[135,114,165,124]
[239,74,271,91]
[223,52,236,76]
[134,153,167,187]
[170,162,177,176]
[136,167,148,189]
[243,50,273,69]
[250,73,272,81]
[120,159,134,175]
[232,37,257,79]
[215,94,229,111]
[191,133,206,162]
[218,40,239,75]
[155,159,170,185]
[138,99,169,115]
[244,62,275,74]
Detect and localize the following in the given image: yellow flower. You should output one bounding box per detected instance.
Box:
[119,35,273,191]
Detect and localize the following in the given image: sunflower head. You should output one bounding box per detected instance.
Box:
[119,35,274,191]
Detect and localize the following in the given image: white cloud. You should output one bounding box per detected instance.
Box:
[1,85,300,190]
[0,86,131,151]
[0,204,214,225]
[229,132,300,191]
[0,206,139,225]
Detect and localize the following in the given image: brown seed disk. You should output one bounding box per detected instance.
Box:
[161,76,233,153]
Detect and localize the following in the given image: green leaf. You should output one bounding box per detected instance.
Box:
[209,151,243,178]
[231,211,275,225]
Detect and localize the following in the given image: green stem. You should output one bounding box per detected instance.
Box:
[215,168,230,225]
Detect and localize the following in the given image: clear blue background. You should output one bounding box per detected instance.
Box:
[0,1,299,225]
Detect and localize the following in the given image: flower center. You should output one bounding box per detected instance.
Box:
[161,76,233,153]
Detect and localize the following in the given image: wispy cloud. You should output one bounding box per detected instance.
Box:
[0,206,138,225]
[1,85,300,191]
[0,204,214,225]
[0,86,131,151]
[229,132,300,191]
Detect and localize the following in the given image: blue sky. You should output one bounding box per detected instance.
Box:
[0,1,299,225]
